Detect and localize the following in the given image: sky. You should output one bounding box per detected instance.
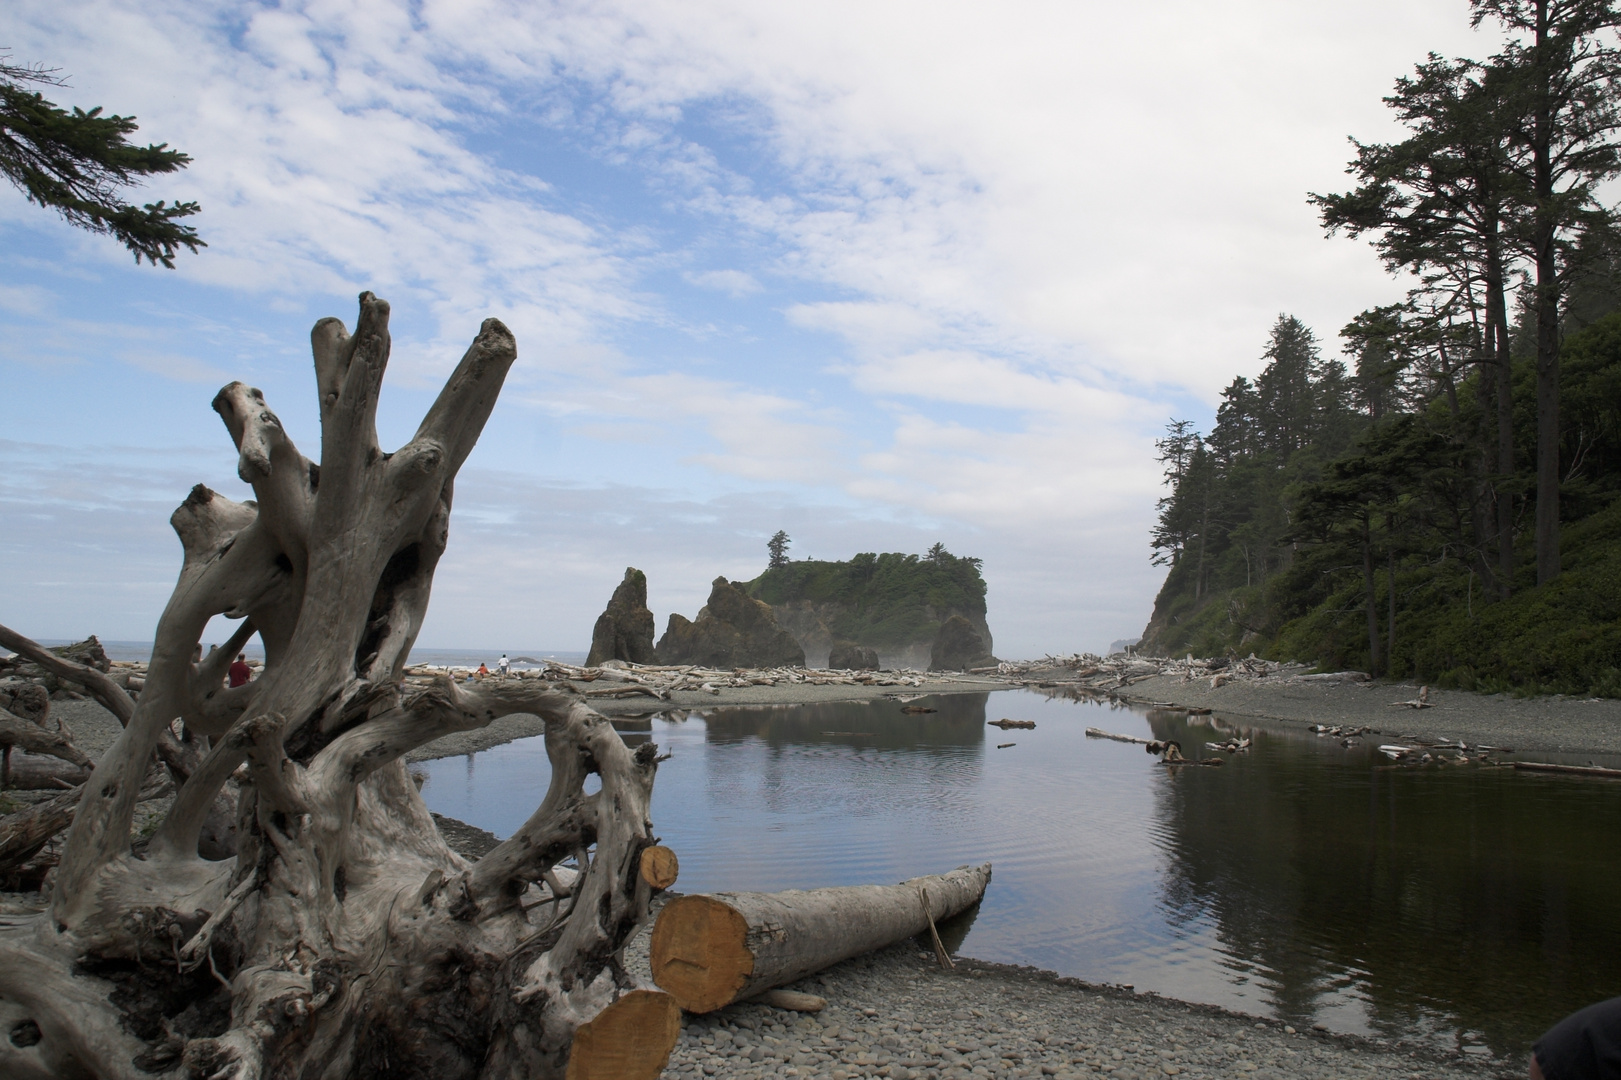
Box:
[1,1,1505,657]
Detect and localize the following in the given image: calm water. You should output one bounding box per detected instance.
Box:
[417,689,1621,1061]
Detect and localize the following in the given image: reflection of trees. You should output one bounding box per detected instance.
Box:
[700,694,991,752]
[693,695,989,819]
[1146,712,1621,1056]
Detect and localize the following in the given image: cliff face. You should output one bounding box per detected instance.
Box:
[656,577,806,668]
[743,551,991,669]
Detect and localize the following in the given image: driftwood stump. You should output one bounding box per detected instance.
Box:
[0,294,677,1080]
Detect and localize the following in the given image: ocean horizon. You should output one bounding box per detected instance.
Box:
[17,641,589,670]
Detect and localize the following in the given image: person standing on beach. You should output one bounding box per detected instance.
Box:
[228,653,252,687]
[498,654,510,679]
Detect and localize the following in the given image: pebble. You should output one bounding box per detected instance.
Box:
[621,935,1515,1080]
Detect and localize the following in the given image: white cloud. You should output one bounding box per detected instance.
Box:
[2,0,1506,656]
[684,269,762,296]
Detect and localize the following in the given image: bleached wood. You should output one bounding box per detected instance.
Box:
[0,295,676,1080]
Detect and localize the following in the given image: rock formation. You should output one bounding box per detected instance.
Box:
[827,640,879,670]
[585,567,658,667]
[743,551,992,668]
[929,613,997,671]
[657,577,806,668]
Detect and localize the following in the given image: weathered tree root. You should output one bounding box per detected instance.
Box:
[0,295,677,1080]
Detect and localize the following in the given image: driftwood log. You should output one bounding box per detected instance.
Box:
[0,294,678,1080]
[649,863,991,1013]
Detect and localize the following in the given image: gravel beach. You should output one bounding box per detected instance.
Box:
[622,928,1515,1080]
[1115,673,1621,758]
[424,818,1517,1080]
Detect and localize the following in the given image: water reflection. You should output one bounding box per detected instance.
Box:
[1144,709,1621,1057]
[416,690,1621,1062]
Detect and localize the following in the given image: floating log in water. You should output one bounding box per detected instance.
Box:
[1162,757,1223,767]
[900,705,937,714]
[1512,761,1621,779]
[1204,738,1251,754]
[1085,727,1149,745]
[996,742,1016,749]
[988,719,1035,729]
[649,863,991,1013]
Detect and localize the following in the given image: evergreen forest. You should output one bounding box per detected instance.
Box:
[744,545,989,650]
[1142,0,1621,696]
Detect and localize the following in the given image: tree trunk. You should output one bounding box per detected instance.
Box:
[1531,0,1561,586]
[1386,544,1397,677]
[1362,518,1382,677]
[650,863,991,1014]
[0,295,677,1080]
[1486,224,1516,599]
[0,755,92,791]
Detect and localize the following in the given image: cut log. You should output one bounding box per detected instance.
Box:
[564,989,680,1080]
[649,863,990,1013]
[640,844,679,889]
[988,719,1035,729]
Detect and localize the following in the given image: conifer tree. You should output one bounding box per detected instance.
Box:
[0,54,203,266]
[767,529,791,568]
[1472,0,1621,583]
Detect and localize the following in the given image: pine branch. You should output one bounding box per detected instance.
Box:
[0,56,204,266]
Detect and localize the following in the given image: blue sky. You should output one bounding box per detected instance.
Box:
[2,1,1497,656]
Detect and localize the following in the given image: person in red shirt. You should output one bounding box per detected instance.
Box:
[228,653,252,688]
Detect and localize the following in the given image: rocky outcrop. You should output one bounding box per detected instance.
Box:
[827,641,880,670]
[929,614,997,671]
[585,567,658,667]
[657,577,806,668]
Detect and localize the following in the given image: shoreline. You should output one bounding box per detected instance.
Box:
[422,817,1515,1079]
[24,673,1579,1076]
[1110,672,1621,759]
[628,935,1516,1080]
[402,665,1621,763]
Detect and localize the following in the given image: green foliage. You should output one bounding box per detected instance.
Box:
[1146,312,1621,696]
[766,530,790,569]
[743,546,987,648]
[1,55,203,266]
[1148,315,1363,613]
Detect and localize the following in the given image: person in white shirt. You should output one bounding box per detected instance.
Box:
[497,654,510,679]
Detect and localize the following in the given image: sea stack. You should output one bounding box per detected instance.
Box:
[585,567,658,667]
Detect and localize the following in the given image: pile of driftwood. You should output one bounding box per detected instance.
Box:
[1375,737,1510,765]
[997,652,1298,693]
[402,659,930,700]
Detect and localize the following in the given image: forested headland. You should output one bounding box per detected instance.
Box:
[744,543,991,664]
[1140,1,1621,697]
